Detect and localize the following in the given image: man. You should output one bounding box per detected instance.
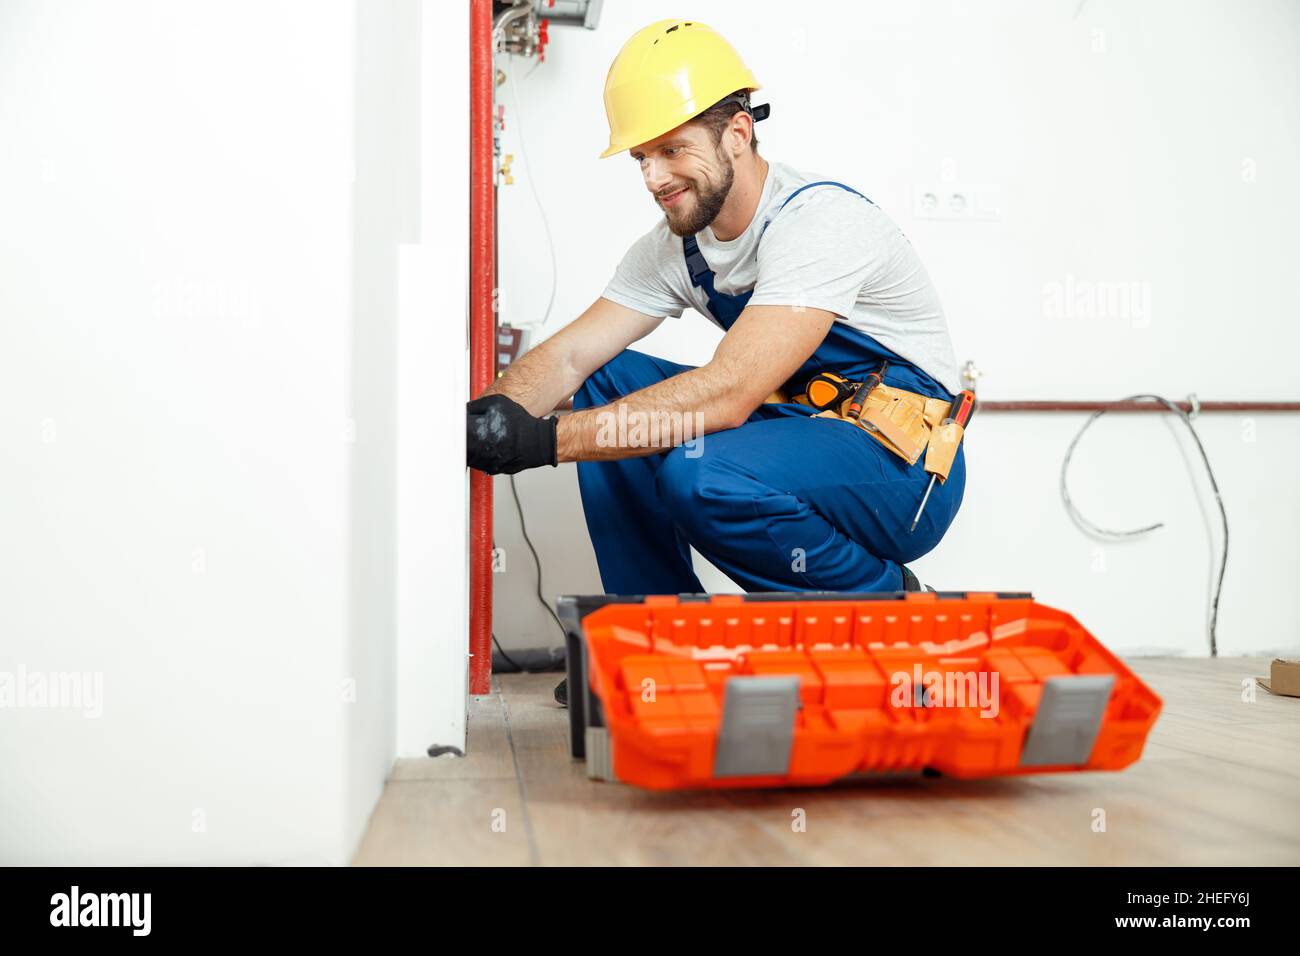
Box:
[469,20,967,700]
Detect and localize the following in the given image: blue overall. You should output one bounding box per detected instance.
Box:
[573,181,966,595]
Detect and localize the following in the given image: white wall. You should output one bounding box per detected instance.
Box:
[0,0,460,865]
[491,0,1300,658]
[395,0,470,755]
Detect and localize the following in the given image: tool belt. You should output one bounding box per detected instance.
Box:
[764,371,965,483]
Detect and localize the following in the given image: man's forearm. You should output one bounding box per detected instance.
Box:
[556,362,750,462]
[481,336,582,417]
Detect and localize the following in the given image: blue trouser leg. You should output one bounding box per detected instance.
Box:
[572,350,705,595]
[573,349,966,594]
[655,405,965,591]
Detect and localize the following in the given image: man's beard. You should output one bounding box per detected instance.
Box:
[662,152,735,237]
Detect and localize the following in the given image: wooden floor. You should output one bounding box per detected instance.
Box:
[352,657,1300,866]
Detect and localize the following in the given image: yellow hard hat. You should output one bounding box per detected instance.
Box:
[600,19,763,159]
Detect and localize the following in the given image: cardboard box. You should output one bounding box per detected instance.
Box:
[1257,658,1300,698]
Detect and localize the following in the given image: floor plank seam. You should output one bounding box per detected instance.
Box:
[497,676,542,867]
[1144,743,1300,779]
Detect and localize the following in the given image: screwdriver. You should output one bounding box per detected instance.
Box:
[845,361,888,422]
[908,389,976,533]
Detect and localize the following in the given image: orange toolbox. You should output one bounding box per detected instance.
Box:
[557,591,1161,791]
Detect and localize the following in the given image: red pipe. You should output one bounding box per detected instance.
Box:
[553,399,1300,414]
[469,0,494,696]
[977,400,1300,413]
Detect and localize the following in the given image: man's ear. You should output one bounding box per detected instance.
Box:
[730,112,754,155]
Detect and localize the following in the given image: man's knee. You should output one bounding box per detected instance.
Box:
[655,448,732,537]
[573,349,652,410]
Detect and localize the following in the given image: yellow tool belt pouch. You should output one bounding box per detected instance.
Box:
[766,379,963,482]
[922,419,964,484]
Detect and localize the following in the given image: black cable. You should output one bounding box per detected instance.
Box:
[489,525,526,674]
[491,631,524,674]
[508,472,568,642]
[1059,394,1228,657]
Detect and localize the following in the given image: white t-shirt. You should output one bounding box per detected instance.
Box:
[601,160,961,395]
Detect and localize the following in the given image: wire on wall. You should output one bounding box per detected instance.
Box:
[506,55,559,331]
[1059,394,1229,657]
[510,473,568,643]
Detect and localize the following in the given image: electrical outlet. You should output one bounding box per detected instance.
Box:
[913,184,1002,221]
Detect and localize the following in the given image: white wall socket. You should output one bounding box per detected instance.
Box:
[912,184,1002,221]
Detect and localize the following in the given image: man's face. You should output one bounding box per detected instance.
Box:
[631,123,735,238]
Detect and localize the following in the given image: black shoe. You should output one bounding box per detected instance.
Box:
[901,565,936,593]
[554,677,567,707]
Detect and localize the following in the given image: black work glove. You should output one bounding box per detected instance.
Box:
[466,394,559,475]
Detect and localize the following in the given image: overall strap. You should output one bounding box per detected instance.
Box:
[778,179,872,211]
[759,180,873,242]
[682,232,751,328]
[682,234,716,292]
